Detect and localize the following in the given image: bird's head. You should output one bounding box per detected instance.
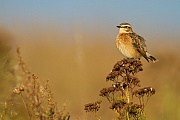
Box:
[117,22,133,34]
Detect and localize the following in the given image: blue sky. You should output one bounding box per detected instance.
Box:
[0,1,180,43]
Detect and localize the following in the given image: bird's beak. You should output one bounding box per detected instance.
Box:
[116,26,120,28]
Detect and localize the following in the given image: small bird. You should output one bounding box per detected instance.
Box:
[116,22,158,63]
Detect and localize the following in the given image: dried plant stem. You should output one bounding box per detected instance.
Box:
[106,96,111,103]
[94,112,101,120]
[20,93,32,120]
[0,101,8,120]
[13,47,70,120]
[125,71,130,120]
[125,87,130,104]
[125,86,130,120]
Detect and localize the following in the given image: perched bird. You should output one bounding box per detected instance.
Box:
[116,22,158,63]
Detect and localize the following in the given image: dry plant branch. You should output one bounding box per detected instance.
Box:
[85,59,156,120]
[13,47,70,120]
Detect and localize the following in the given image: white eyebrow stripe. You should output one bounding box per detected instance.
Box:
[120,24,131,27]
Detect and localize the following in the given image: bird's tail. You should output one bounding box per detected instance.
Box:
[145,52,159,63]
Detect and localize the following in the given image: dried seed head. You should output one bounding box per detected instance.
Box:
[84,100,102,113]
[129,103,143,117]
[13,88,21,94]
[133,87,156,98]
[106,59,143,82]
[19,84,25,91]
[110,100,127,110]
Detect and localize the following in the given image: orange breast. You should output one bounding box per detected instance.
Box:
[116,34,142,58]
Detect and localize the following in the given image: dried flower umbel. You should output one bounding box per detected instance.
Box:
[84,100,102,113]
[85,58,156,120]
[105,59,155,120]
[84,100,102,120]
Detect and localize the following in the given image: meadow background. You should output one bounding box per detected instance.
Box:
[0,1,180,119]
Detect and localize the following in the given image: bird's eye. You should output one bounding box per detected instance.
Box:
[125,26,130,28]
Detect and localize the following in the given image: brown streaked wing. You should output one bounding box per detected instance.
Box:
[130,33,149,62]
